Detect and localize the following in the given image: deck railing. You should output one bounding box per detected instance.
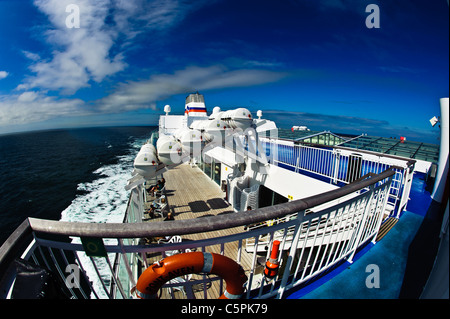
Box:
[0,169,394,299]
[264,139,415,217]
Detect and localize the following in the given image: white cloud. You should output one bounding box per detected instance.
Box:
[0,91,86,126]
[1,64,287,128]
[22,51,41,62]
[17,0,126,94]
[0,71,9,80]
[18,0,212,94]
[98,65,288,113]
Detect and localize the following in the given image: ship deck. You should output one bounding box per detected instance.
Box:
[142,163,263,299]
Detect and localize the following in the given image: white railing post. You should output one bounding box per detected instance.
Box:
[397,165,414,217]
[332,150,340,184]
[276,218,304,299]
[347,185,375,263]
[372,180,393,244]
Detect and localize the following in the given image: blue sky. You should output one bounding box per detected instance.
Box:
[0,0,448,144]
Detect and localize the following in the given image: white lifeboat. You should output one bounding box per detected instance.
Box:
[220,108,253,130]
[190,118,230,142]
[156,134,184,165]
[134,144,159,179]
[177,128,202,155]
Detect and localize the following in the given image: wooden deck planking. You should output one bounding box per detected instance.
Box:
[142,163,260,299]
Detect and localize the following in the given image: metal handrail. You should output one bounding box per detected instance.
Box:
[0,169,395,299]
[22,169,394,239]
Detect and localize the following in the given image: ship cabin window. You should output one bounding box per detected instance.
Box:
[213,162,221,185]
[199,155,222,186]
[259,185,288,208]
[203,161,211,179]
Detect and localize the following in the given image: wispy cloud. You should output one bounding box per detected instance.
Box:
[98,65,288,113]
[1,0,289,130]
[1,65,288,127]
[18,0,211,94]
[22,51,41,62]
[0,91,86,126]
[243,60,284,69]
[0,71,8,80]
[18,0,125,94]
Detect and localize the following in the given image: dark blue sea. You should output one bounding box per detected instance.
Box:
[0,126,156,245]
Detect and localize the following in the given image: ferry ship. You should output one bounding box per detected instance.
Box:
[0,93,448,300]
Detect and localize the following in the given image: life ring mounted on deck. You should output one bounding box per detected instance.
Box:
[135,251,248,299]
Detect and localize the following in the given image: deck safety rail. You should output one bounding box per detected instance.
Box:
[0,169,394,299]
[264,138,415,217]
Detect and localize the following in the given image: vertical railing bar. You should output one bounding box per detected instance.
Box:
[332,204,353,263]
[277,219,303,299]
[344,197,364,257]
[318,148,322,175]
[323,148,327,178]
[219,242,225,295]
[89,256,112,299]
[366,186,382,240]
[265,230,278,295]
[365,188,381,239]
[245,235,260,299]
[257,230,275,298]
[300,145,305,172]
[140,252,147,268]
[46,246,77,299]
[305,145,309,171]
[308,146,313,172]
[310,211,332,276]
[264,223,290,296]
[317,207,340,272]
[237,239,243,265]
[347,185,375,263]
[315,147,320,174]
[334,205,350,261]
[58,248,89,299]
[313,146,317,173]
[73,251,99,299]
[300,215,322,281]
[324,208,342,267]
[201,246,208,300]
[103,239,127,299]
[118,238,137,290]
[292,219,310,282]
[30,251,39,266]
[58,248,85,299]
[372,181,392,243]
[37,245,51,270]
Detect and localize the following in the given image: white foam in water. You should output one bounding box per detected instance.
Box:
[60,137,147,298]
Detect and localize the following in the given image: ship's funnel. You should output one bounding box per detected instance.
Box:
[185,92,207,116]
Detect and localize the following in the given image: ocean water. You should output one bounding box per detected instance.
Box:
[0,126,155,246]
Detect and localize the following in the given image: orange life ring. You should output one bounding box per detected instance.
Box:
[135,251,247,299]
